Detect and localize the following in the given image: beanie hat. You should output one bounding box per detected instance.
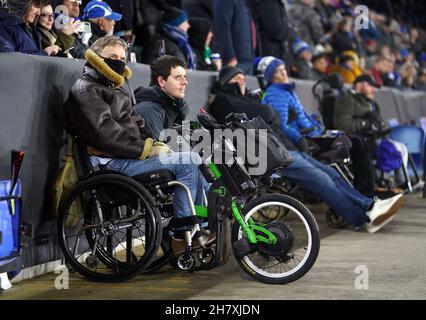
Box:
[218,66,244,85]
[162,7,188,27]
[292,40,311,57]
[257,56,285,82]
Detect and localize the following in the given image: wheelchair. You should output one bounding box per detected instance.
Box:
[57,113,321,284]
[57,136,166,282]
[312,74,414,196]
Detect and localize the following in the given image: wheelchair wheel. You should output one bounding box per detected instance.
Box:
[58,174,162,282]
[326,210,349,229]
[232,194,320,284]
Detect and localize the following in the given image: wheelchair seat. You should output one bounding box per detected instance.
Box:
[132,169,176,188]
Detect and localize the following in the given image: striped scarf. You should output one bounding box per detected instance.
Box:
[163,23,196,70]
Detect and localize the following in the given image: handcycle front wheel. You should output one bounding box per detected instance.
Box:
[58,174,162,282]
[232,194,320,284]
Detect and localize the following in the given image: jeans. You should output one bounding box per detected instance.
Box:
[103,152,205,220]
[279,151,373,227]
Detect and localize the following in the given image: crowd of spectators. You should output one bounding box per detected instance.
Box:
[1,0,416,234]
[2,0,426,91]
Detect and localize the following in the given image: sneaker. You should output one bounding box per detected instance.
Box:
[366,194,403,226]
[171,232,216,255]
[367,215,395,233]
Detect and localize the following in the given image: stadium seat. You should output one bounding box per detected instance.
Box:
[389,126,426,197]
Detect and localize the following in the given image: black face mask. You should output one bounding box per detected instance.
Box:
[103,57,126,75]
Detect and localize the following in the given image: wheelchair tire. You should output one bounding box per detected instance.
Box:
[232,194,320,284]
[58,174,162,282]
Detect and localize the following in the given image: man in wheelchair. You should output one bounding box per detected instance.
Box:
[207,65,403,233]
[64,36,209,254]
[334,74,410,193]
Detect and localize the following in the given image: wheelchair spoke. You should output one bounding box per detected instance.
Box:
[126,228,133,263]
[59,175,162,281]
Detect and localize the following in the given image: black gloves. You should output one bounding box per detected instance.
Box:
[361,112,388,135]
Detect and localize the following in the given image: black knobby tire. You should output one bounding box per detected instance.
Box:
[58,174,162,282]
[232,194,320,284]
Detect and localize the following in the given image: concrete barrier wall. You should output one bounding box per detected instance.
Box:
[1,53,425,267]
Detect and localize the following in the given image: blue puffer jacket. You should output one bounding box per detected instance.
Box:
[213,0,254,64]
[262,83,323,143]
[0,9,45,55]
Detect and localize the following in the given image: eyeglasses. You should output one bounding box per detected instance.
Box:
[40,13,55,19]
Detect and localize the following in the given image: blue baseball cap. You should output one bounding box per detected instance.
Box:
[82,0,122,21]
[292,40,311,58]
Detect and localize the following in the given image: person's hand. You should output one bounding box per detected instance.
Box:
[148,142,173,158]
[44,45,61,56]
[60,19,80,36]
[296,137,310,153]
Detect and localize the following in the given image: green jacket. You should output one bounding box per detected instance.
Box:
[333,90,387,134]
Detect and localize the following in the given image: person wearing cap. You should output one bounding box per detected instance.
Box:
[208,66,404,233]
[334,74,385,135]
[334,74,409,194]
[209,66,282,129]
[291,39,317,80]
[0,0,60,55]
[145,6,196,70]
[258,56,324,152]
[81,0,122,46]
